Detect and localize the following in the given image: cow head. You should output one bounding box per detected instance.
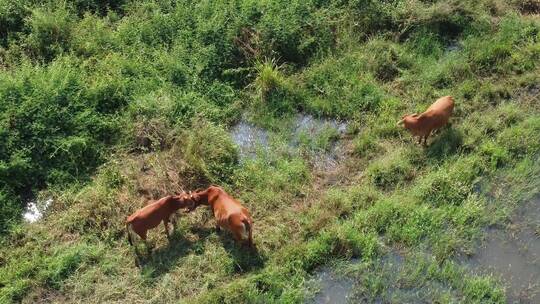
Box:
[190,188,208,206]
[172,191,196,212]
[397,113,419,130]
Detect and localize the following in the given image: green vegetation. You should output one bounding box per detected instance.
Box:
[1,0,539,303]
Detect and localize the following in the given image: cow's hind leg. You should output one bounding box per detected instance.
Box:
[130,230,148,266]
[138,231,152,256]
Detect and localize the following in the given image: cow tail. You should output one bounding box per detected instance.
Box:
[126,222,133,246]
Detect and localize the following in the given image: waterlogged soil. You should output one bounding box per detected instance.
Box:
[309,251,464,303]
[291,114,347,141]
[309,265,356,304]
[308,259,360,304]
[465,197,540,303]
[230,120,269,159]
[230,114,348,172]
[348,251,455,303]
[292,114,348,172]
[23,198,53,223]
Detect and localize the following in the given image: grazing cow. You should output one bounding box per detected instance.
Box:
[189,186,254,248]
[126,193,194,251]
[397,96,454,146]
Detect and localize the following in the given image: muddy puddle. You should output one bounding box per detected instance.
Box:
[465,197,540,303]
[445,40,461,53]
[348,251,452,303]
[308,251,463,303]
[230,114,348,171]
[23,198,53,223]
[308,259,359,304]
[309,266,355,304]
[292,114,347,140]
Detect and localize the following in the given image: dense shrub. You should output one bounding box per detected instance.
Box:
[0,0,29,47]
[24,6,75,61]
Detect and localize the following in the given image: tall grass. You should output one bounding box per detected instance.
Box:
[0,0,539,303]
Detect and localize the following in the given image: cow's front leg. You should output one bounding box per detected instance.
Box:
[170,213,178,230]
[163,219,171,239]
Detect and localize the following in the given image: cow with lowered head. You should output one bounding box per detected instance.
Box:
[188,185,254,248]
[397,96,454,146]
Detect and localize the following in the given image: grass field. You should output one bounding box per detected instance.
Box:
[1,1,539,303]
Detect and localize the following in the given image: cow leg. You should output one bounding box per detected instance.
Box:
[137,230,151,256]
[170,213,178,230]
[163,219,171,239]
[232,230,244,246]
[423,131,432,146]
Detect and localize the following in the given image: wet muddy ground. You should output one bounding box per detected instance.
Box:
[229,120,269,159]
[230,114,348,172]
[23,198,53,223]
[232,113,539,303]
[465,197,540,303]
[309,264,356,304]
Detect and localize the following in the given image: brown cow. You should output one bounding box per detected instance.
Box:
[126,193,194,251]
[397,96,454,146]
[189,186,254,248]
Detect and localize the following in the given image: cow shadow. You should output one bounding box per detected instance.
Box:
[426,127,463,160]
[138,226,215,279]
[136,226,265,279]
[217,232,266,273]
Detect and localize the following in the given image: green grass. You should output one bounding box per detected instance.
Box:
[0,0,540,303]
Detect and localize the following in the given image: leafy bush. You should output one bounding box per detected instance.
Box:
[0,0,29,47]
[24,6,74,61]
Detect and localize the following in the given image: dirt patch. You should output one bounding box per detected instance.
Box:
[519,1,540,15]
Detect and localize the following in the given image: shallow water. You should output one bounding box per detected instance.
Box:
[310,266,355,304]
[445,40,461,52]
[229,120,269,160]
[292,114,348,172]
[309,259,360,304]
[230,115,348,170]
[466,198,540,303]
[292,114,347,139]
[23,198,53,223]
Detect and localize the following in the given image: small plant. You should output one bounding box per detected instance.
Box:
[253,58,285,101]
